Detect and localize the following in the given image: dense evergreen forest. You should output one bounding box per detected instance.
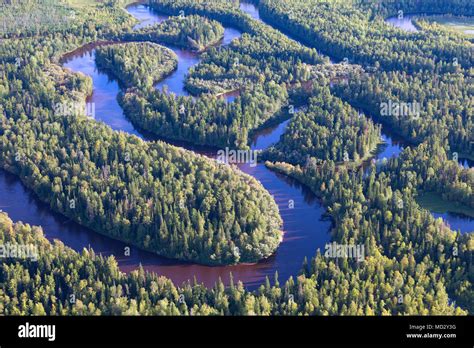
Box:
[0,210,467,315]
[263,84,381,165]
[259,0,473,72]
[96,42,178,87]
[118,0,328,148]
[0,0,283,265]
[358,0,474,17]
[120,81,289,148]
[122,14,225,52]
[255,0,473,180]
[0,0,472,317]
[333,69,473,159]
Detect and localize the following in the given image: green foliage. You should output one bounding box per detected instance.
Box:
[120,0,325,148]
[334,69,473,156]
[0,101,283,265]
[0,211,469,315]
[124,15,225,52]
[259,0,473,72]
[0,0,472,317]
[0,0,134,39]
[96,42,178,87]
[417,191,474,219]
[266,149,473,314]
[263,84,381,165]
[149,0,323,64]
[0,0,74,38]
[419,15,474,39]
[0,14,282,265]
[359,0,474,17]
[385,139,474,211]
[120,81,288,148]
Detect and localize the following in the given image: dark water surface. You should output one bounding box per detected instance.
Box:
[432,212,474,234]
[386,15,419,32]
[243,1,473,232]
[1,3,471,292]
[0,3,331,290]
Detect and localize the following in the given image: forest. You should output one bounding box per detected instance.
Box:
[0,0,472,318]
[263,84,381,166]
[120,81,289,148]
[259,0,473,72]
[0,79,283,265]
[0,0,80,38]
[0,209,468,315]
[122,14,225,52]
[0,1,284,266]
[333,69,473,159]
[95,42,178,87]
[118,0,327,148]
[359,0,474,17]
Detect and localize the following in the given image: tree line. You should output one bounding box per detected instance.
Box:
[95,42,178,88]
[263,83,381,166]
[123,14,225,52]
[0,2,283,266]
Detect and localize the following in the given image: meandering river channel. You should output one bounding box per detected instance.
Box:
[0,2,471,292]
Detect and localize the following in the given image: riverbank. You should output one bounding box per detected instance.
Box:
[417,191,474,219]
[53,2,331,288]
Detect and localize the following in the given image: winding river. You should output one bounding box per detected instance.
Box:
[0,2,471,292]
[243,1,473,233]
[0,3,334,290]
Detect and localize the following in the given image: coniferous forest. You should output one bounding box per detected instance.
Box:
[0,1,473,340]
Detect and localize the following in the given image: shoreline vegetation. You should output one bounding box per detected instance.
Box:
[95,42,178,88]
[419,15,474,38]
[0,1,284,267]
[0,0,472,316]
[122,14,225,52]
[416,191,474,219]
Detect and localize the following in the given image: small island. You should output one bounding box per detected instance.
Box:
[95,42,178,87]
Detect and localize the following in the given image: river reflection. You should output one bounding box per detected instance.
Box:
[240,1,261,21]
[432,212,474,234]
[0,3,332,290]
[386,15,419,32]
[2,2,470,294]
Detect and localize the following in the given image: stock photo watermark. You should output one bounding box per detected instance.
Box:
[216,147,260,167]
[380,100,420,119]
[324,242,365,262]
[54,102,95,118]
[0,243,38,261]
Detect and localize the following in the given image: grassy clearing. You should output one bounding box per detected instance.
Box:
[416,191,474,218]
[427,15,474,37]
